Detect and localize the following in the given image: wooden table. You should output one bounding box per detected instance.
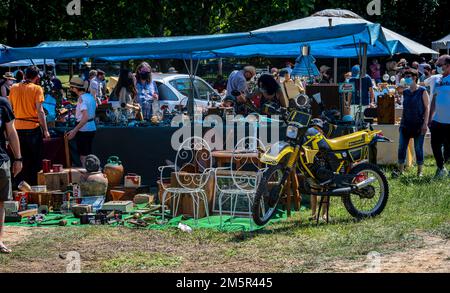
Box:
[211,151,261,169]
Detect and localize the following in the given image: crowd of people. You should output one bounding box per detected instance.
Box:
[218,56,450,179]
[363,55,450,179]
[0,55,449,253]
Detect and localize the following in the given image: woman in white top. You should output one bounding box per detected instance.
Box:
[66,77,97,167]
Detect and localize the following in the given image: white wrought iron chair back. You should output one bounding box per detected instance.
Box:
[230,137,268,192]
[214,136,268,230]
[158,136,212,224]
[174,136,212,191]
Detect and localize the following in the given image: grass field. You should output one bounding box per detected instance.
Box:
[1,158,449,273]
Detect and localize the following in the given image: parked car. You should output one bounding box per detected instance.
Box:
[153,74,221,113]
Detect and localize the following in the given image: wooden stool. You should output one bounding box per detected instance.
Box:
[283,172,301,217]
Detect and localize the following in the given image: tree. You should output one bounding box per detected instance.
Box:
[0,0,448,50]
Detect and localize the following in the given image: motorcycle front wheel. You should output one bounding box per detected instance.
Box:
[342,163,389,219]
[252,163,289,226]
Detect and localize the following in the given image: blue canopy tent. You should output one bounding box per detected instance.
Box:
[95,9,437,62]
[0,18,394,116]
[0,23,387,63]
[0,59,55,67]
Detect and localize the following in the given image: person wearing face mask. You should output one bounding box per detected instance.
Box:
[135,62,159,120]
[1,72,16,98]
[226,66,256,97]
[423,63,442,98]
[8,66,50,186]
[428,55,450,178]
[369,59,382,84]
[395,69,430,177]
[65,77,97,168]
[419,64,432,83]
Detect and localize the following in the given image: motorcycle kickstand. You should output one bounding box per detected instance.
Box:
[316,196,330,225]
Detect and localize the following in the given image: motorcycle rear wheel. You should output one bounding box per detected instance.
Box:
[342,163,389,219]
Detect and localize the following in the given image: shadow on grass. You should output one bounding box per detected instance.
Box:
[229,216,359,243]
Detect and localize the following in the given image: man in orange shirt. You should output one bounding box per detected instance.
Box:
[9,66,49,186]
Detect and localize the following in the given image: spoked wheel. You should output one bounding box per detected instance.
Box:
[342,163,389,219]
[252,164,289,226]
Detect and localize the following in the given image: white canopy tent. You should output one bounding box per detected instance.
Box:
[254,9,437,82]
[432,34,450,54]
[255,9,437,56]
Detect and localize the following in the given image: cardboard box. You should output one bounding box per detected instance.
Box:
[101,201,134,213]
[4,201,19,216]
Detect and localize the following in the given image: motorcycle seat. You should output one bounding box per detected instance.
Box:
[325,131,370,151]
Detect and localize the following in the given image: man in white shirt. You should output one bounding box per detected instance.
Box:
[428,55,450,178]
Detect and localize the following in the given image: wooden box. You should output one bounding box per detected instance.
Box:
[37,171,69,191]
[28,191,65,211]
[37,168,87,191]
[108,185,150,202]
[306,84,340,118]
[377,94,396,125]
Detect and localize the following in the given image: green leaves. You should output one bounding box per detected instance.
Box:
[0,0,447,49]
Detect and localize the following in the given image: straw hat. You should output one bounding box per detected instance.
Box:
[3,72,16,80]
[243,66,256,76]
[320,65,331,72]
[69,76,87,90]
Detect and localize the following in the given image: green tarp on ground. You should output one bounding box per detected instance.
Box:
[6,204,306,233]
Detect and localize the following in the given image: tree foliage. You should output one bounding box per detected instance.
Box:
[0,0,448,48]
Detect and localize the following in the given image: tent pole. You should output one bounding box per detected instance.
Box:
[188,55,195,118]
[218,58,223,76]
[333,58,338,83]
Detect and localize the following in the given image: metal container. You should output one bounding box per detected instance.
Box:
[80,171,108,197]
[103,156,124,187]
[42,159,52,173]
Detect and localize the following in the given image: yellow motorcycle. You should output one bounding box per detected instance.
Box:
[252,96,390,226]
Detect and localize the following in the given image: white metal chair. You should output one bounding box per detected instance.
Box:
[159,136,212,224]
[214,137,267,230]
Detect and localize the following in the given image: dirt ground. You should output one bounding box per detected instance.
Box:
[2,226,449,273]
[2,226,33,246]
[324,234,450,273]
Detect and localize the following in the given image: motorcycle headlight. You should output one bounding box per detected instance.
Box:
[286,125,299,139]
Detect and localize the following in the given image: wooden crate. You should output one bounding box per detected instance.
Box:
[37,171,69,191]
[37,168,87,191]
[109,185,150,202]
[28,191,64,211]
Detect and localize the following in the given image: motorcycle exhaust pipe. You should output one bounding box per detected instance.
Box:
[355,177,377,189]
[330,187,352,195]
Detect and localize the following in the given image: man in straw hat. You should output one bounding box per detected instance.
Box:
[9,66,49,187]
[65,77,97,167]
[1,72,16,98]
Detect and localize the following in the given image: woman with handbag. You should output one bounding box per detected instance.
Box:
[397,69,430,177]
